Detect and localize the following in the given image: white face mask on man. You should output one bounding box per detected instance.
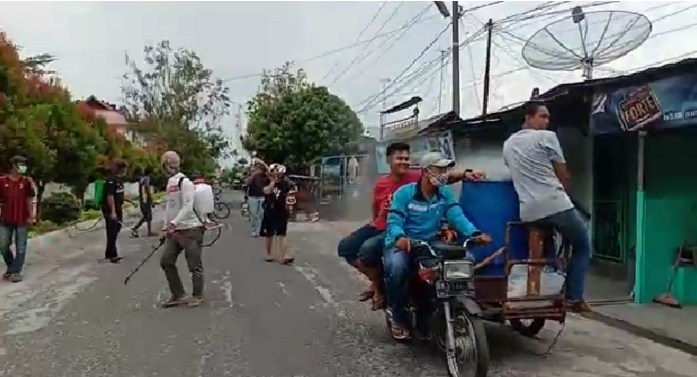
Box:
[425,168,448,187]
[16,164,27,175]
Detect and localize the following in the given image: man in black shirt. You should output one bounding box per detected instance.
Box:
[246,162,267,237]
[102,160,128,264]
[260,163,296,264]
[131,167,155,237]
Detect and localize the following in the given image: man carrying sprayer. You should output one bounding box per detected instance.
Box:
[246,161,267,237]
[502,101,591,313]
[158,151,206,308]
[384,152,492,340]
[337,142,485,311]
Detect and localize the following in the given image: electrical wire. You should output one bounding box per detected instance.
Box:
[221,13,441,83]
[355,23,452,113]
[320,1,388,82]
[327,2,404,84]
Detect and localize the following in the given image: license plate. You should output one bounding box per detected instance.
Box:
[436,280,469,298]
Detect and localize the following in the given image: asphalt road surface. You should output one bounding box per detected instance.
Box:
[1,192,696,377]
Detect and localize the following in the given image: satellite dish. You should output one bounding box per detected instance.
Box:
[522,8,652,79]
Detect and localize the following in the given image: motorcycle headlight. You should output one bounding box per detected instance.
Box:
[443,260,474,281]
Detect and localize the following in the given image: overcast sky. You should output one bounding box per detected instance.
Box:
[2,1,696,160]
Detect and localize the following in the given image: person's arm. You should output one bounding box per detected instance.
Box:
[262,176,276,195]
[105,179,117,217]
[172,178,196,226]
[446,169,486,183]
[370,178,384,220]
[541,131,571,192]
[26,177,36,222]
[442,187,479,237]
[385,186,410,246]
[144,177,153,203]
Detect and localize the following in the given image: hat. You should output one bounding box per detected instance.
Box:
[420,151,455,168]
[10,155,27,164]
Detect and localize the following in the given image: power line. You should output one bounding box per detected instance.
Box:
[356,23,452,113]
[221,13,441,83]
[341,4,433,84]
[327,2,404,84]
[320,1,388,82]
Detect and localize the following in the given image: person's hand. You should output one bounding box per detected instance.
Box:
[109,212,118,221]
[471,233,492,244]
[465,170,486,181]
[166,221,177,235]
[395,237,411,252]
[159,230,167,243]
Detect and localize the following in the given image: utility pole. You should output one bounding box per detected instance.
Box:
[378,78,391,140]
[433,1,460,115]
[451,1,461,115]
[482,19,493,117]
[438,49,447,114]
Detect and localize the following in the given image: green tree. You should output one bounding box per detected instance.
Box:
[121,40,231,176]
[242,62,363,172]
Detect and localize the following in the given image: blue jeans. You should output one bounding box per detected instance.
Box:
[383,246,412,325]
[358,233,385,267]
[1,225,28,274]
[248,197,264,236]
[536,208,591,301]
[337,224,382,264]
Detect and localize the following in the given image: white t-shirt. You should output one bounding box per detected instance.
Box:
[164,173,203,230]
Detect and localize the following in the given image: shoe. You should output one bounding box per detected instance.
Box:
[567,300,592,313]
[2,272,10,281]
[160,295,190,308]
[9,273,22,283]
[187,296,204,308]
[109,256,123,264]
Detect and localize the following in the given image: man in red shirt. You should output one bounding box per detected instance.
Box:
[0,156,36,283]
[337,143,485,310]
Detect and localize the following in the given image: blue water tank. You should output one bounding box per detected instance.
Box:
[458,180,528,276]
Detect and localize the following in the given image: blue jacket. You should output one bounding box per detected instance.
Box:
[385,183,479,248]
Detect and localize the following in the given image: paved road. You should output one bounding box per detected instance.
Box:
[1,193,696,377]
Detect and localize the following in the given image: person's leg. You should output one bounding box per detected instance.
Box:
[384,246,412,339]
[104,214,119,260]
[357,232,385,310]
[181,228,205,306]
[260,210,276,261]
[159,236,188,306]
[249,197,263,237]
[143,203,154,236]
[8,226,28,281]
[1,226,15,279]
[337,224,382,300]
[276,216,292,264]
[542,208,592,311]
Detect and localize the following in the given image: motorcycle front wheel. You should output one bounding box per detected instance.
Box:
[445,304,490,377]
[213,202,231,220]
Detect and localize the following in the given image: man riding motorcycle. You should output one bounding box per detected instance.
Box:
[384,152,491,340]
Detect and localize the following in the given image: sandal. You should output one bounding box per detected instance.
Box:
[371,291,386,311]
[358,289,374,302]
[390,322,411,341]
[187,296,204,308]
[282,257,295,265]
[567,300,592,313]
[160,296,190,308]
[264,257,274,262]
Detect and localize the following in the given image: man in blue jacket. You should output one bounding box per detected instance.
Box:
[384,152,490,340]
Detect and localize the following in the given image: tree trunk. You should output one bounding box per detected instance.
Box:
[36,181,46,220]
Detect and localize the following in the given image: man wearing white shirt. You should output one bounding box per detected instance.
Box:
[158,151,206,308]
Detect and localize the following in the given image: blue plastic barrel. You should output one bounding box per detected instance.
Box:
[458,180,528,276]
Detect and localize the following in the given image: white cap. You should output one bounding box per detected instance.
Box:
[420,151,455,168]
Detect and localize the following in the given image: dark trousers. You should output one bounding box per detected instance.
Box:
[160,227,205,298]
[103,210,123,259]
[133,201,153,232]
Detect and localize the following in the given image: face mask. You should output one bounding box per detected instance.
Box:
[426,169,448,187]
[17,165,27,175]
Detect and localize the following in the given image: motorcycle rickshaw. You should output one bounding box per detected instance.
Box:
[416,180,569,377]
[460,180,567,336]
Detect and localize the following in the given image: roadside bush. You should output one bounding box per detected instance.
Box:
[40,192,81,225]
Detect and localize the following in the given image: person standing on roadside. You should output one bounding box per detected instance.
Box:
[131,166,155,237]
[261,163,296,264]
[246,161,267,237]
[0,156,36,283]
[159,151,206,308]
[102,159,128,264]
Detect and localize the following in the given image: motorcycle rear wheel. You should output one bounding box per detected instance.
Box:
[213,202,231,220]
[446,310,490,377]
